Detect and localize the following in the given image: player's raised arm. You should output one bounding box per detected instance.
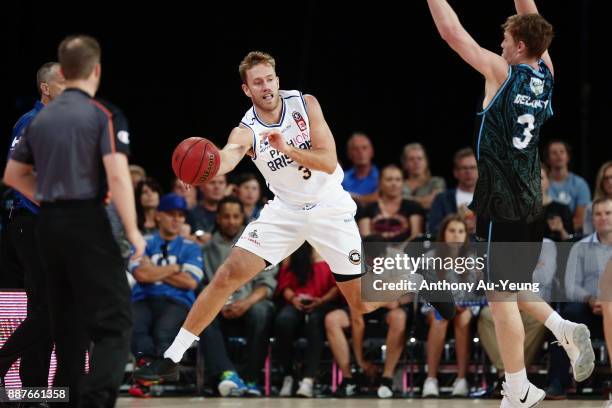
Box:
[262,94,338,174]
[427,0,508,85]
[216,125,254,176]
[513,0,554,75]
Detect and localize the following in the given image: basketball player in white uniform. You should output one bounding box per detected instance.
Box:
[134,51,407,382]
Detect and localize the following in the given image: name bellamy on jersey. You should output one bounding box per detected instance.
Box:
[265,131,312,172]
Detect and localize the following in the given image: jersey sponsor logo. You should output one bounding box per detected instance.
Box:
[117,130,130,145]
[349,249,361,265]
[292,111,307,131]
[529,77,544,96]
[513,94,549,110]
[264,136,312,172]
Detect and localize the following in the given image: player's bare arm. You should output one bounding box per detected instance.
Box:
[216,125,254,176]
[514,0,554,75]
[427,0,509,90]
[261,94,338,174]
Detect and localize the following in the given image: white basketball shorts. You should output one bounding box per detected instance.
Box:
[234,193,362,279]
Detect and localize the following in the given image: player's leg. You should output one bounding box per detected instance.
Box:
[136,203,304,381]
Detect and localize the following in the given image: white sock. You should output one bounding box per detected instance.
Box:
[505,368,528,396]
[545,311,576,343]
[163,327,200,363]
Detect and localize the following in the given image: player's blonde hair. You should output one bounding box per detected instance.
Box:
[239,51,276,83]
[502,14,554,59]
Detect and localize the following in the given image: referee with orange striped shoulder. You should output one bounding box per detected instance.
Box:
[3,35,145,408]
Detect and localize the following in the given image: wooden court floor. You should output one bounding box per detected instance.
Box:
[116,397,608,407]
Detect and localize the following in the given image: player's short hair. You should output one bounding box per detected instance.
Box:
[218,195,244,214]
[58,35,101,80]
[502,14,554,59]
[36,62,60,95]
[239,51,276,83]
[453,147,475,168]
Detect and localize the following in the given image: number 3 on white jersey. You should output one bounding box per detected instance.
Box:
[514,113,535,150]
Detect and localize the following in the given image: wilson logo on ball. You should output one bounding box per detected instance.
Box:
[172,137,220,186]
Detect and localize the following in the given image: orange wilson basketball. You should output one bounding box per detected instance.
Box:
[171,137,221,186]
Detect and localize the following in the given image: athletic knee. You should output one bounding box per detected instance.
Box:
[387,308,407,329]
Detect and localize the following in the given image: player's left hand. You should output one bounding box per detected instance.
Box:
[261,130,290,155]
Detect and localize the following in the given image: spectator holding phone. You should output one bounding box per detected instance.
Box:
[274,243,339,397]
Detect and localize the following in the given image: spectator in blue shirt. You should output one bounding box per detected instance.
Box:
[545,140,591,233]
[129,193,204,396]
[341,132,379,206]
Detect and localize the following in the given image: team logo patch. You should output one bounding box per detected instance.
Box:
[292,111,307,131]
[529,77,544,96]
[348,250,361,265]
[259,137,271,153]
[249,230,259,239]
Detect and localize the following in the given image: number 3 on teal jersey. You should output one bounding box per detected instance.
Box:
[514,114,535,149]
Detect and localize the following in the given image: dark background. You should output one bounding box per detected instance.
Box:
[4,1,607,191]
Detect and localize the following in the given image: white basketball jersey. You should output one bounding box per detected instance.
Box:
[240,90,346,207]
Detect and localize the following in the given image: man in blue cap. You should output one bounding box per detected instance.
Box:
[128,193,204,397]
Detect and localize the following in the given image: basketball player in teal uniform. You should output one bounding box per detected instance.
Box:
[427,0,595,406]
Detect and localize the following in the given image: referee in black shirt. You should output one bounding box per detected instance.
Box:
[3,35,145,408]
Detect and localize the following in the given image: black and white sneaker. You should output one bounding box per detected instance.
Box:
[133,357,179,383]
[333,380,357,398]
[500,381,545,408]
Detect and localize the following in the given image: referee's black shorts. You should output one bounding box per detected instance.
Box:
[476,216,544,291]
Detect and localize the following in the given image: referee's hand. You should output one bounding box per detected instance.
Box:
[127,229,146,262]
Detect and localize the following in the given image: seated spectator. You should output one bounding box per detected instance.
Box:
[130,164,146,188]
[584,161,612,235]
[600,259,612,404]
[325,301,409,398]
[199,196,277,397]
[187,174,228,244]
[275,243,339,398]
[172,177,198,210]
[541,167,574,241]
[546,197,612,399]
[545,140,591,232]
[129,194,203,397]
[135,177,162,235]
[358,164,423,242]
[421,215,483,397]
[401,143,446,211]
[428,148,477,236]
[341,132,379,206]
[235,173,264,222]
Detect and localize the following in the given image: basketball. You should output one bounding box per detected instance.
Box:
[171,137,221,186]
